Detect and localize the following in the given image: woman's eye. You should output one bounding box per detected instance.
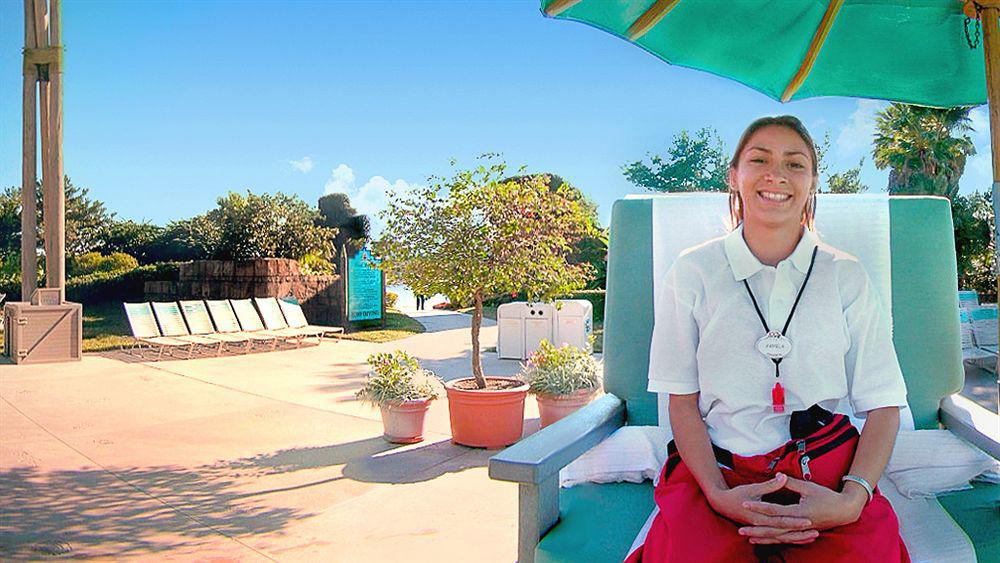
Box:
[788,162,805,169]
[750,158,765,164]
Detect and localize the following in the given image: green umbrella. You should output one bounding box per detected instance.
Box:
[541,0,1000,359]
[541,0,986,107]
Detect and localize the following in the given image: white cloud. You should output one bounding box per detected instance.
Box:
[835,100,888,156]
[322,164,420,239]
[288,156,315,173]
[968,106,989,140]
[323,163,356,194]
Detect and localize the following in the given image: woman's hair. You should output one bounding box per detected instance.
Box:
[728,115,819,230]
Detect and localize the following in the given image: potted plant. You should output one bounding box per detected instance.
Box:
[375,157,595,448]
[522,339,602,428]
[355,351,440,444]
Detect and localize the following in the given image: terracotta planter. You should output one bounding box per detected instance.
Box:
[379,398,433,444]
[536,388,599,428]
[444,377,529,448]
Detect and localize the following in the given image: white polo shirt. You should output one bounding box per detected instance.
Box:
[647,225,908,456]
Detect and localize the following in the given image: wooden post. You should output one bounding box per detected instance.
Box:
[20,0,38,299]
[48,0,65,301]
[979,2,1000,394]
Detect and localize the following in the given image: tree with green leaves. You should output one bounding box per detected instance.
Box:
[623,128,728,193]
[212,191,336,261]
[318,192,370,260]
[375,156,594,388]
[502,173,608,289]
[952,190,995,298]
[99,220,164,264]
[872,103,976,199]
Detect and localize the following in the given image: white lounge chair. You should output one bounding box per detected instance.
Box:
[205,299,280,351]
[277,296,345,341]
[253,297,324,344]
[151,302,225,357]
[179,300,254,354]
[122,302,197,360]
[230,298,301,346]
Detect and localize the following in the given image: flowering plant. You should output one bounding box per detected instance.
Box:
[355,351,441,407]
[520,339,601,397]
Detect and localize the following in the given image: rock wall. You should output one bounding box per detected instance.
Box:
[144,259,345,326]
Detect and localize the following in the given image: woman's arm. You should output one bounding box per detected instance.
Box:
[670,393,816,541]
[741,406,900,541]
[839,406,900,515]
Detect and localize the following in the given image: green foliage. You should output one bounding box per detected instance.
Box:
[99,220,164,264]
[952,190,995,299]
[825,159,869,194]
[355,351,440,407]
[520,339,602,396]
[385,291,398,309]
[873,104,976,199]
[68,252,139,278]
[318,193,369,259]
[504,174,608,289]
[156,214,222,261]
[623,128,728,193]
[298,252,336,275]
[375,156,594,387]
[0,186,20,256]
[65,263,179,304]
[213,191,335,261]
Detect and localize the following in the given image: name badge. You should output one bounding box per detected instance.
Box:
[756,331,792,360]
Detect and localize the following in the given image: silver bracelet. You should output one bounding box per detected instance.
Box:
[841,474,874,505]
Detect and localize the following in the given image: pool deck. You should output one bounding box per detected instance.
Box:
[0,310,541,561]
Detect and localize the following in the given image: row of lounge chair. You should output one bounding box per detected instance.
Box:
[958,290,997,372]
[124,297,344,360]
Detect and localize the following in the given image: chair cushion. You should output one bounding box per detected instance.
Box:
[938,482,1000,563]
[536,482,653,563]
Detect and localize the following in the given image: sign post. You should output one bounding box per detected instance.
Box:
[347,247,385,328]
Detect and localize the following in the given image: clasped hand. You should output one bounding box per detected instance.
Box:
[707,472,865,545]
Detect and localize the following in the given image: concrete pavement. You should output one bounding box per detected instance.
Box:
[0,310,551,561]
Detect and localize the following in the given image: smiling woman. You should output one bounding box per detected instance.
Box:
[633,115,910,562]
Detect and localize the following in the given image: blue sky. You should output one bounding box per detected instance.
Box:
[0,0,991,237]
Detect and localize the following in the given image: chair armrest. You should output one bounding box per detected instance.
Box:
[488,393,625,563]
[940,394,1000,460]
[489,393,626,484]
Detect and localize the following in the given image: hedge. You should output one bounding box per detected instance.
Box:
[484,289,606,324]
[0,262,180,304]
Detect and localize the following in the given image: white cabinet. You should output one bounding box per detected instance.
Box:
[497,302,555,360]
[554,299,593,351]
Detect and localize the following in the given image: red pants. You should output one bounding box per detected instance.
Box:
[627,414,909,562]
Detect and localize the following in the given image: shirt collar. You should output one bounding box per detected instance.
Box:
[723,224,818,281]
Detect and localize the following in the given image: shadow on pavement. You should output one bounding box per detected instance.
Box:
[0,462,310,559]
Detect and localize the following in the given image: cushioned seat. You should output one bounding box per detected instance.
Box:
[938,482,1000,563]
[490,195,999,563]
[537,483,653,563]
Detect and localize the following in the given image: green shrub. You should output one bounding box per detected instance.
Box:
[385,291,398,309]
[355,351,440,407]
[66,262,180,304]
[69,251,139,277]
[560,289,605,324]
[521,339,601,396]
[299,253,336,275]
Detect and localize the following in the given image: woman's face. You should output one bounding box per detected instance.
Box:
[730,125,815,231]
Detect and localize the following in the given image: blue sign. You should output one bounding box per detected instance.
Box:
[348,248,383,321]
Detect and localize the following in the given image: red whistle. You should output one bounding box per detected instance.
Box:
[772,382,785,414]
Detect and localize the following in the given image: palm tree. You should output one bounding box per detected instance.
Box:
[872,103,977,200]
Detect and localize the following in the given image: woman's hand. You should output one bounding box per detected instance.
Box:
[739,476,867,544]
[705,473,818,544]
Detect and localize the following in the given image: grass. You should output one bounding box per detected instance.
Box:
[340,310,426,343]
[0,303,426,356]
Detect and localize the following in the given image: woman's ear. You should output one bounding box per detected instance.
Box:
[728,167,737,191]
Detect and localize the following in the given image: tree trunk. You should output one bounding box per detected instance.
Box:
[471,290,486,388]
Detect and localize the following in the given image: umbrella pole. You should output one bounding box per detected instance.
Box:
[980,3,1000,400]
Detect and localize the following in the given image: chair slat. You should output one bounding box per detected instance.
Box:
[124,302,162,339]
[254,297,290,330]
[206,300,243,333]
[179,300,217,335]
[231,299,266,331]
[152,302,193,337]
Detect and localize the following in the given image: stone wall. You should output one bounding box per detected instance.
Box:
[144,258,345,326]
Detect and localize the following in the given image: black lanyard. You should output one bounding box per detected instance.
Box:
[742,245,819,380]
